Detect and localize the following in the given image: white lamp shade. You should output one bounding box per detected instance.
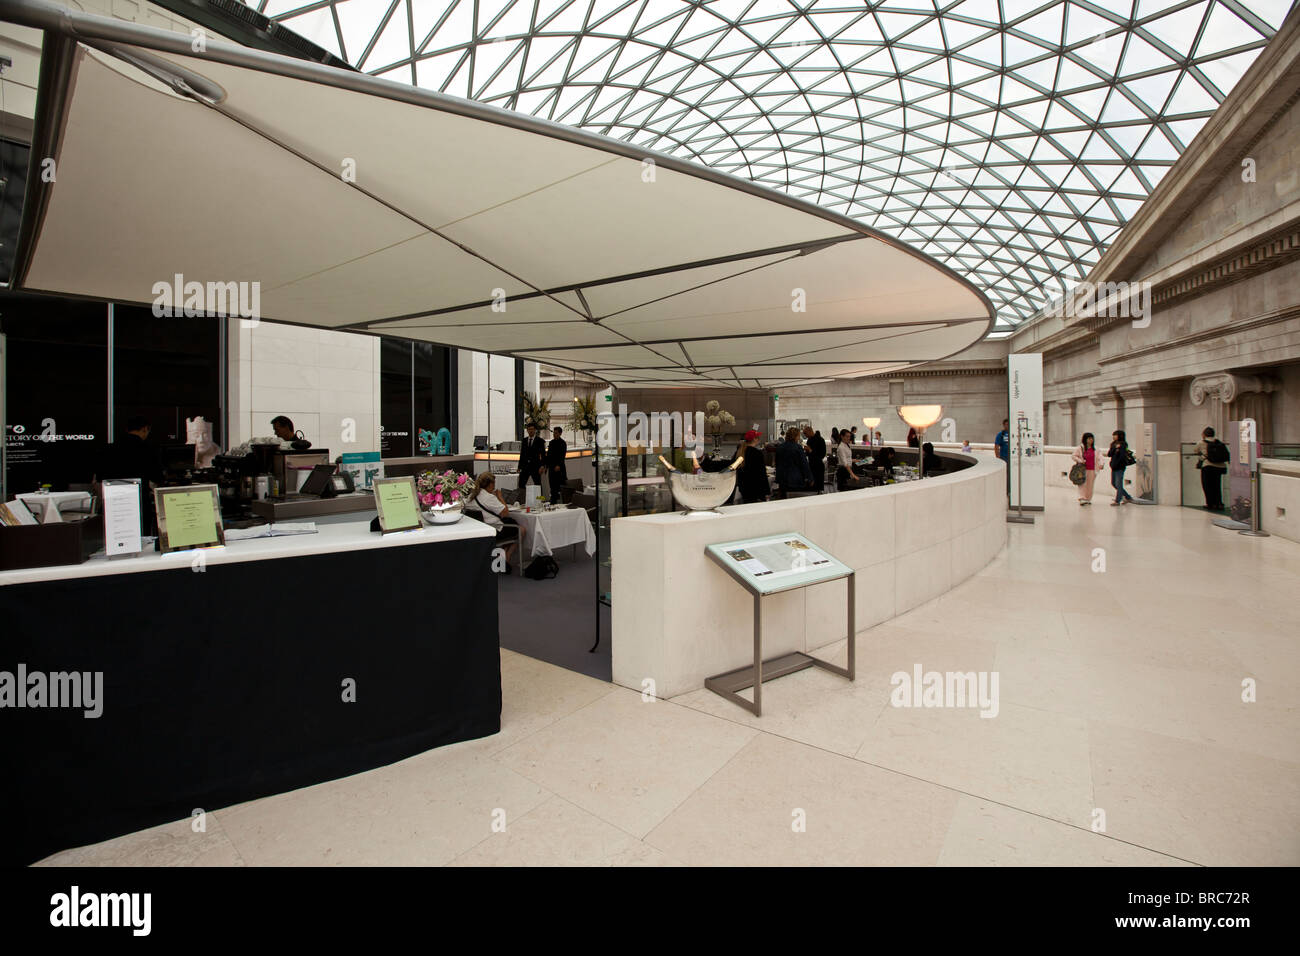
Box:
[862,417,881,429]
[897,405,943,430]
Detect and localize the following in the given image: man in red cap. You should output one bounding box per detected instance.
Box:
[737,429,770,504]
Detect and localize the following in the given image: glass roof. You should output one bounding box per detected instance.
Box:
[240,0,1291,334]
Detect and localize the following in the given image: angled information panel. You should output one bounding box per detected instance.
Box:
[705,533,852,597]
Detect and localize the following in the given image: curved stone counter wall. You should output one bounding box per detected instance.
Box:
[611,453,1008,698]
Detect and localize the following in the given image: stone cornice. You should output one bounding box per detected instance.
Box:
[1096,305,1300,367]
[854,362,1005,379]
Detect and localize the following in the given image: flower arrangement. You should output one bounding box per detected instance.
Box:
[416,469,469,510]
[572,393,599,442]
[522,389,551,429]
[704,399,736,436]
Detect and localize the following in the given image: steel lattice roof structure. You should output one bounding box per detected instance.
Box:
[237,0,1293,335]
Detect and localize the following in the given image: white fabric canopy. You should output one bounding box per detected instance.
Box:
[4,0,994,387]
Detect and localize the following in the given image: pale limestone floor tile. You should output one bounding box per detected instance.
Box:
[672,661,888,757]
[214,744,550,866]
[1061,610,1248,673]
[1089,720,1300,866]
[447,795,674,866]
[938,796,1193,866]
[493,686,757,839]
[855,701,1094,827]
[644,734,960,866]
[35,814,245,867]
[452,650,617,758]
[995,636,1298,764]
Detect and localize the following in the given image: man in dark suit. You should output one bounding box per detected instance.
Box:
[96,415,163,534]
[518,424,546,491]
[774,427,813,498]
[803,425,826,493]
[546,426,568,494]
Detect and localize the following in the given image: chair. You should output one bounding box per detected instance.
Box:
[570,493,597,526]
[560,477,583,505]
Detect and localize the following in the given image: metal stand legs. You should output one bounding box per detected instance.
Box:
[704,573,856,717]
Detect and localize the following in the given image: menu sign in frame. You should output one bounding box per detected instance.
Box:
[155,484,225,554]
[706,532,852,596]
[373,476,422,534]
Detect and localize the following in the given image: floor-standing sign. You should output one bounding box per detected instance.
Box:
[1132,423,1157,502]
[1007,353,1044,512]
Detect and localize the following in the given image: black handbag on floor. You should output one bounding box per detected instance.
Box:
[524,556,560,580]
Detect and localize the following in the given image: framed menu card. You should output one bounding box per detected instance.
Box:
[155,484,225,553]
[373,476,422,534]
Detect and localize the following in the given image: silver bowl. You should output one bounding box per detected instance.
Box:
[421,502,464,525]
[658,456,740,513]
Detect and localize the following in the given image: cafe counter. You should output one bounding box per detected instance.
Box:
[0,512,501,865]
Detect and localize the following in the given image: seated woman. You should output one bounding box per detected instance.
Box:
[876,445,897,475]
[471,472,524,572]
[921,442,943,477]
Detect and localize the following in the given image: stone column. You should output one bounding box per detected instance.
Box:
[1118,382,1183,451]
[1054,398,1076,447]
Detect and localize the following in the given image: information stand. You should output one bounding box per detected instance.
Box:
[704,533,855,716]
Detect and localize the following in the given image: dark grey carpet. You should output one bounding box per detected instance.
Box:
[498,550,611,681]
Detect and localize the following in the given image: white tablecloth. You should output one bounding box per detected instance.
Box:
[15,492,91,523]
[510,507,596,560]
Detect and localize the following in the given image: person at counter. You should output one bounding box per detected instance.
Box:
[774,427,812,498]
[95,415,163,534]
[518,424,546,491]
[835,426,860,490]
[271,416,296,444]
[737,430,769,504]
[546,427,568,490]
[921,442,942,477]
[803,425,826,493]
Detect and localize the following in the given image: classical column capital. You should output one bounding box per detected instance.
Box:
[1189,373,1275,406]
[1089,387,1120,408]
[1055,399,1076,414]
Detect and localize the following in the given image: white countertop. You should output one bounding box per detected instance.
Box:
[1259,457,1300,476]
[0,513,495,587]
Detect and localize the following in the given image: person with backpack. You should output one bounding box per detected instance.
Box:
[1107,430,1136,505]
[1196,426,1230,511]
[1070,431,1101,505]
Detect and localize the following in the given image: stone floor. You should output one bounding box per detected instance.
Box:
[35,487,1300,866]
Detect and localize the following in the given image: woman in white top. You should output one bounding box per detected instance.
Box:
[835,426,858,489]
[472,473,523,571]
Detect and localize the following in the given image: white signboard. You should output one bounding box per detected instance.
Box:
[1008,353,1044,510]
[102,478,143,557]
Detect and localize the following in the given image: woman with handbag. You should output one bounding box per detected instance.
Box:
[1070,432,1101,505]
[1106,430,1136,506]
